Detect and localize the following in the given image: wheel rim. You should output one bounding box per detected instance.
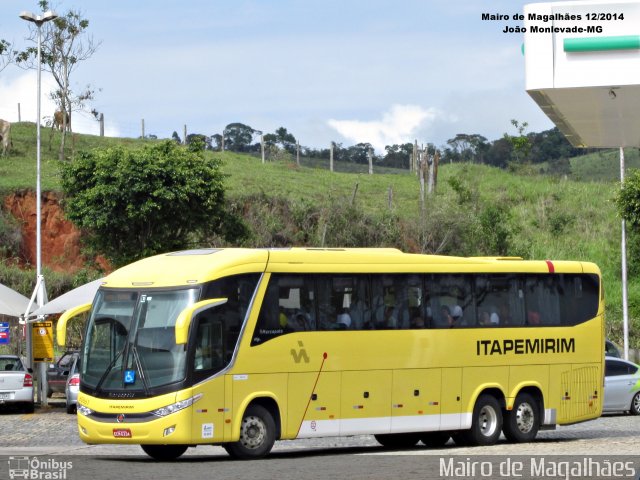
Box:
[479,405,498,437]
[633,393,640,414]
[239,415,267,449]
[515,402,535,433]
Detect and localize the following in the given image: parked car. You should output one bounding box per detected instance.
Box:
[46,350,78,397]
[65,355,80,414]
[0,354,34,413]
[603,357,640,415]
[606,339,622,358]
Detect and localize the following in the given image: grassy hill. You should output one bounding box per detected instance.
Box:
[1,122,637,346]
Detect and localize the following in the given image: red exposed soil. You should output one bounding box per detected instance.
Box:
[3,190,108,273]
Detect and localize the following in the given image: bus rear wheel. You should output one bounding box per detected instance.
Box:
[459,394,503,446]
[374,433,420,449]
[503,392,540,442]
[224,404,276,459]
[140,444,188,461]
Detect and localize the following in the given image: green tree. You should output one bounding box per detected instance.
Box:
[0,39,12,72]
[223,123,255,152]
[16,1,100,160]
[616,170,640,227]
[504,119,531,164]
[60,141,232,267]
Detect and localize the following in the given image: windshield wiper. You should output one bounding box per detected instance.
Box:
[94,346,125,395]
[129,343,150,396]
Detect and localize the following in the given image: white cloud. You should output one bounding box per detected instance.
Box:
[327,104,440,152]
[0,71,57,124]
[0,71,120,137]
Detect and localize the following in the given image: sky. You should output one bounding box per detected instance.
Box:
[0,0,555,154]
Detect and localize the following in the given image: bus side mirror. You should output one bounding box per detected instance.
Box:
[175,298,228,345]
[56,303,92,347]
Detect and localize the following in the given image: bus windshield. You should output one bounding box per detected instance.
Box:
[81,288,199,394]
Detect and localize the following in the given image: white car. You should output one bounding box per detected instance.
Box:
[0,355,34,413]
[65,355,80,414]
[604,357,640,415]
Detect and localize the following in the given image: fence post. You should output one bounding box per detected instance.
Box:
[368,147,373,175]
[419,149,426,213]
[351,182,359,205]
[330,142,334,172]
[183,125,187,145]
[99,113,104,137]
[296,141,300,166]
[141,119,145,140]
[261,135,265,164]
[17,103,21,122]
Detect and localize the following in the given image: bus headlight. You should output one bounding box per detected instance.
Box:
[151,394,203,417]
[78,404,93,416]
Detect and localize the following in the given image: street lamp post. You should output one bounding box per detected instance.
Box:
[19,9,58,408]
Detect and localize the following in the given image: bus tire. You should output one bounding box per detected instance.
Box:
[630,392,640,415]
[460,394,503,446]
[420,432,451,448]
[502,392,540,442]
[140,444,188,461]
[374,433,420,449]
[224,404,276,459]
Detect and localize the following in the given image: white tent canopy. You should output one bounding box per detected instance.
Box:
[0,283,33,317]
[30,278,104,317]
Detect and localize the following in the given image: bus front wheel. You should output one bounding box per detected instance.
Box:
[140,444,188,461]
[460,394,503,446]
[224,404,276,459]
[503,392,540,442]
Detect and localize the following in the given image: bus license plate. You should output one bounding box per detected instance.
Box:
[113,428,132,438]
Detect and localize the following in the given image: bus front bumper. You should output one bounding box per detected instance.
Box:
[77,408,193,445]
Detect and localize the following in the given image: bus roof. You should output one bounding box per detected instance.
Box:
[99,248,600,289]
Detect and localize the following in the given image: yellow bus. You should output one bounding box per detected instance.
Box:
[57,248,604,460]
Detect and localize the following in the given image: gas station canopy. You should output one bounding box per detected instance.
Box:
[524,0,640,147]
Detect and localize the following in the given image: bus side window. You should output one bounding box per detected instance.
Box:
[427,274,473,328]
[524,275,560,326]
[252,280,284,345]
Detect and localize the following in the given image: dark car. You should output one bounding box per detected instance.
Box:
[606,339,622,358]
[46,351,79,397]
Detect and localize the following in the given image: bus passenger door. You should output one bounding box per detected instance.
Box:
[440,367,462,430]
[340,370,392,435]
[391,369,441,433]
[189,316,227,443]
[289,371,341,438]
